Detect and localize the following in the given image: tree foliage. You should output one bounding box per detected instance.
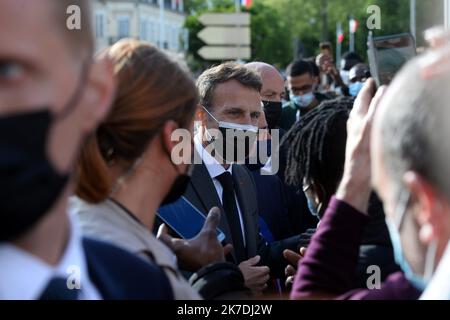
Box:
[183,0,444,72]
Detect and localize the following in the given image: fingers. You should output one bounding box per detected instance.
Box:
[245,255,261,266]
[299,247,307,257]
[353,78,377,117]
[283,249,301,266]
[202,207,221,231]
[157,224,175,249]
[249,266,270,285]
[367,85,387,121]
[157,223,170,240]
[285,276,295,288]
[223,244,233,256]
[285,264,296,278]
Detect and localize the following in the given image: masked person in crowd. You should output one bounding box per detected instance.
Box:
[0,0,173,300]
[180,62,303,296]
[307,59,321,94]
[279,59,332,131]
[291,50,450,299]
[243,108,293,243]
[348,64,371,97]
[282,97,398,289]
[246,61,316,238]
[71,39,248,300]
[245,62,285,131]
[339,52,364,85]
[315,53,350,97]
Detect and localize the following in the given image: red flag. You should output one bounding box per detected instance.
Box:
[241,0,252,8]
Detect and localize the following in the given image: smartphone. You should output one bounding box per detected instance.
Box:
[157,196,226,243]
[368,32,416,87]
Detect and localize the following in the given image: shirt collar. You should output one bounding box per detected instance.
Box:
[194,133,232,179]
[0,212,92,300]
[420,241,450,300]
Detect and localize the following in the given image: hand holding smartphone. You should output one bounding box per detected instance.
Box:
[368,32,417,87]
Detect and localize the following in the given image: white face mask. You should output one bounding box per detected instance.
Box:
[202,106,258,134]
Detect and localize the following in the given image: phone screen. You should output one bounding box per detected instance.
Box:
[157,196,226,243]
[369,33,416,86]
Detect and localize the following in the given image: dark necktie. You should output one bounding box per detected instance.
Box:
[216,172,246,263]
[39,277,80,300]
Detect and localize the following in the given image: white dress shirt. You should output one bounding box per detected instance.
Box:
[194,134,247,246]
[420,241,450,300]
[0,212,102,300]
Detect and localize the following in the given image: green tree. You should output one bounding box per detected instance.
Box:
[248,1,292,68]
[183,0,291,72]
[184,0,443,71]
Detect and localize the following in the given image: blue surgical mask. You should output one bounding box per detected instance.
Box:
[307,197,320,218]
[386,190,438,291]
[290,92,315,108]
[349,81,365,97]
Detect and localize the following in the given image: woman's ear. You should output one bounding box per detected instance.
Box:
[79,55,116,134]
[160,120,179,156]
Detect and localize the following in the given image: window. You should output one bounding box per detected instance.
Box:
[95,12,105,39]
[140,18,148,41]
[149,21,155,43]
[117,16,130,39]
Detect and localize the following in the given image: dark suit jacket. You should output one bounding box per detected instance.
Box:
[83,237,173,300]
[184,162,301,278]
[250,170,294,241]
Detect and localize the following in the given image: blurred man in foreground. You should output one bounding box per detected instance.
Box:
[0,0,172,299]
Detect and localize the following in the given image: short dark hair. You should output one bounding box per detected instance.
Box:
[379,56,450,199]
[320,42,332,51]
[197,62,262,110]
[305,58,320,77]
[286,59,314,78]
[282,97,354,196]
[341,52,363,71]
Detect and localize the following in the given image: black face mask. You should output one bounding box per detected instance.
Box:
[0,65,88,241]
[245,139,272,172]
[160,137,193,206]
[262,101,282,130]
[216,126,257,163]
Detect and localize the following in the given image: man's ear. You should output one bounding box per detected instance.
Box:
[403,171,446,244]
[79,55,116,133]
[196,105,207,125]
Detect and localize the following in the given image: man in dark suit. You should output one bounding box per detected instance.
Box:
[0,0,173,299]
[245,62,318,236]
[186,62,302,295]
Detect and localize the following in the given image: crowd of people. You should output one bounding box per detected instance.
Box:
[0,0,449,300]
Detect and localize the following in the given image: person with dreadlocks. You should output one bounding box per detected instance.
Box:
[281,97,398,288]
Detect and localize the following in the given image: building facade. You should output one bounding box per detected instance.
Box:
[92,0,187,53]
